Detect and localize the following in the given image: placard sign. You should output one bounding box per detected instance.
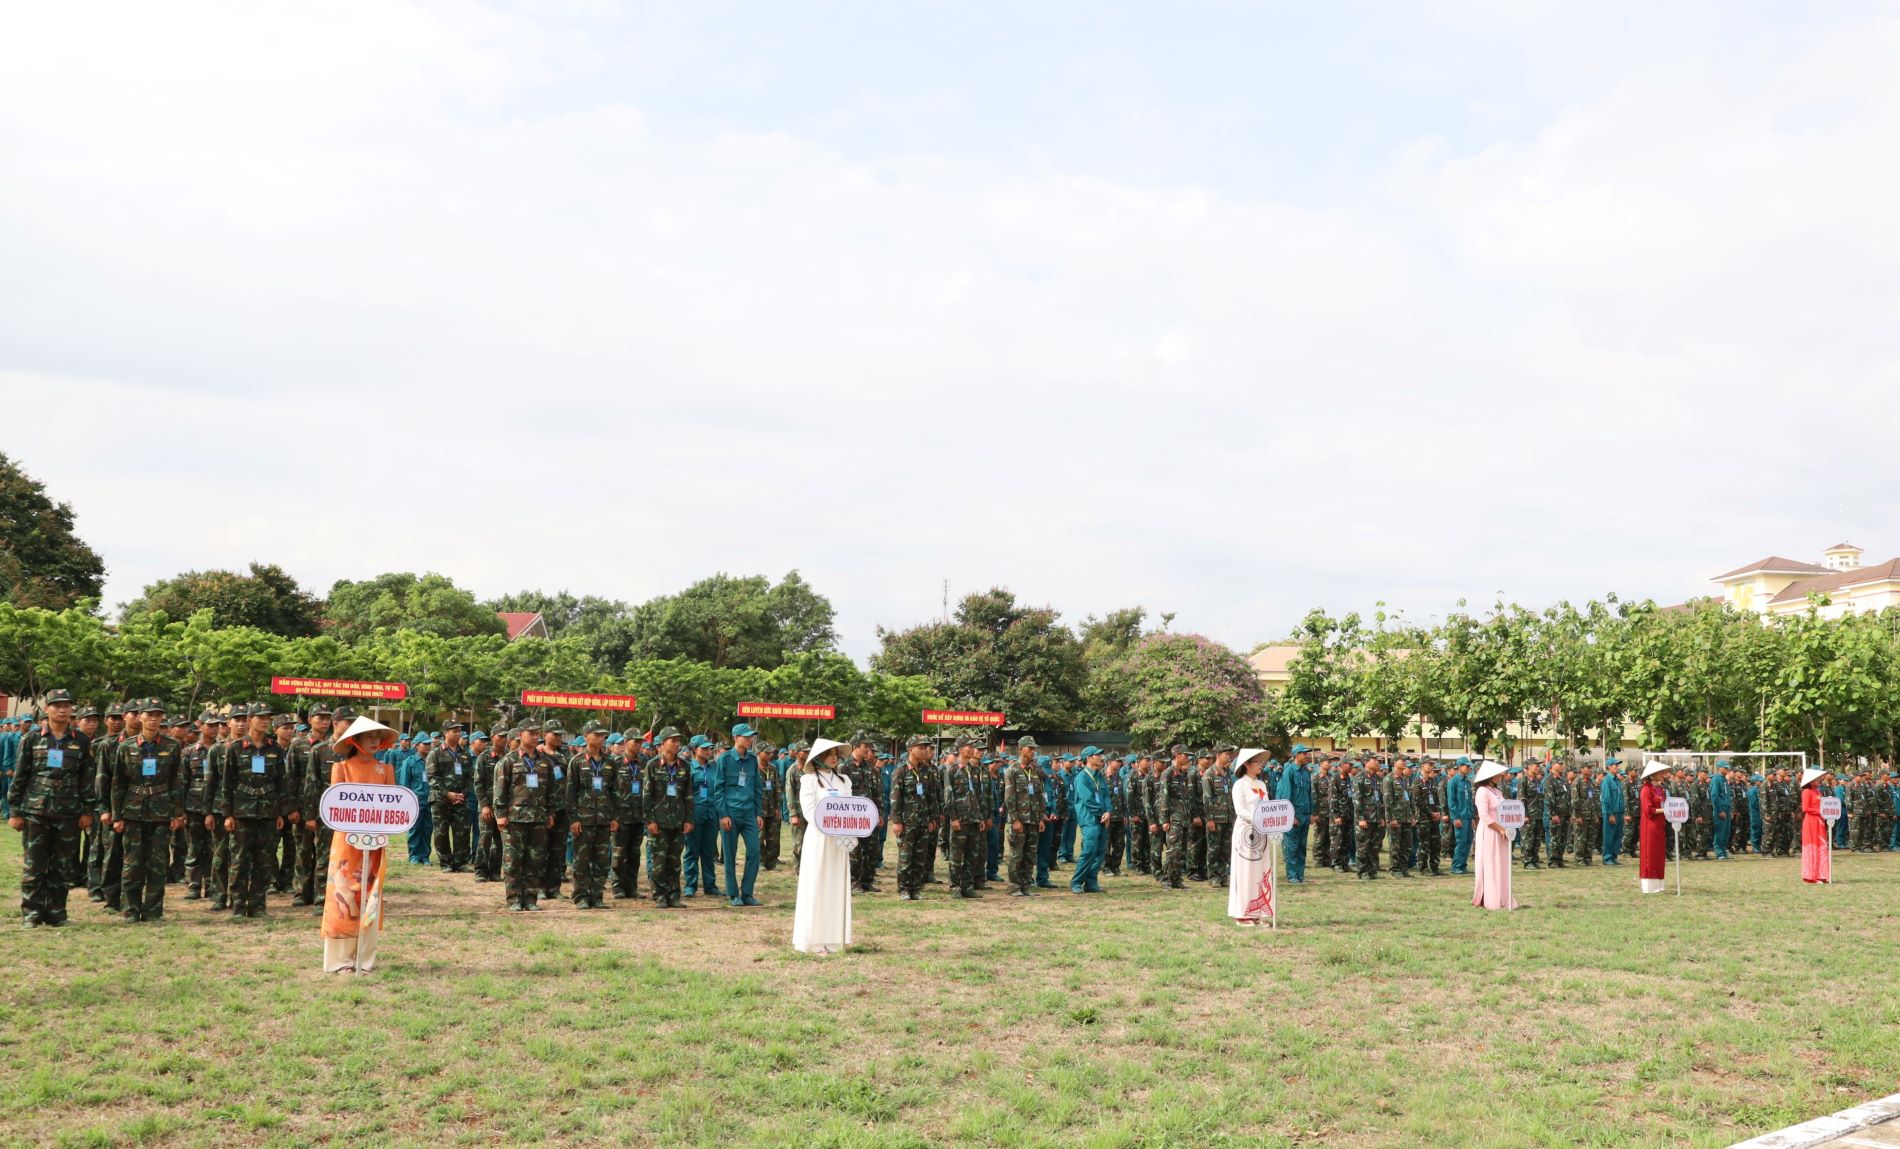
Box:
[922,709,1007,727]
[521,690,639,712]
[1663,797,1690,825]
[319,782,419,844]
[737,702,836,720]
[1497,800,1526,838]
[1820,796,1842,824]
[1253,799,1296,836]
[271,676,408,701]
[814,794,880,838]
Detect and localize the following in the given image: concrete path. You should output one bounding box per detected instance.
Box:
[1730,1093,1900,1149]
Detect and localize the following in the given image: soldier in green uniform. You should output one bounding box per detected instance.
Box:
[182,713,218,899]
[1126,752,1151,875]
[1203,748,1235,887]
[10,690,94,926]
[271,713,302,891]
[1418,759,1445,875]
[1104,755,1128,877]
[566,721,620,909]
[472,728,503,881]
[218,705,293,918]
[1688,769,1713,859]
[295,705,341,907]
[757,741,782,871]
[784,742,808,874]
[538,722,570,901]
[1155,745,1196,889]
[1003,740,1043,896]
[492,723,553,911]
[642,727,693,907]
[110,700,187,921]
[84,702,121,901]
[204,712,236,910]
[1355,759,1387,879]
[1384,758,1418,877]
[1573,763,1598,865]
[942,737,988,899]
[1312,760,1334,870]
[887,734,938,900]
[1519,762,1546,868]
[426,721,473,872]
[1185,750,1211,881]
[611,734,644,897]
[1546,761,1571,868]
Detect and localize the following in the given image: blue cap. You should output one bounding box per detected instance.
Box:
[1291,743,1312,755]
[1037,755,1051,767]
[688,734,712,748]
[470,730,488,740]
[732,722,757,739]
[1080,745,1102,758]
[1455,756,1471,766]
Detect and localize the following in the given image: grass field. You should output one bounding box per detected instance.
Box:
[1,833,1896,1149]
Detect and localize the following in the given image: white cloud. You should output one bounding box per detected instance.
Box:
[2,2,1895,658]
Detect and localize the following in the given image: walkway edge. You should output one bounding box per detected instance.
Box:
[1729,1092,1900,1149]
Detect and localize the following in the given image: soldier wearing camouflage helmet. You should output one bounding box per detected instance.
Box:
[9,690,95,926]
[110,699,187,921]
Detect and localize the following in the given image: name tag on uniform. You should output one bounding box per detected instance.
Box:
[251,755,266,774]
[47,749,64,769]
[454,764,463,775]
[697,786,708,800]
[738,773,748,788]
[631,782,642,794]
[526,773,540,789]
[915,783,925,796]
[1028,784,1036,795]
[665,784,678,797]
[142,758,159,777]
[553,767,564,781]
[203,762,212,779]
[826,789,839,797]
[592,775,604,791]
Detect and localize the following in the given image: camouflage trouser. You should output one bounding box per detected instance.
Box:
[121,821,172,918]
[475,816,502,879]
[1161,820,1189,883]
[761,817,781,870]
[84,822,105,892]
[1388,823,1415,874]
[1547,817,1568,864]
[1188,821,1207,878]
[503,822,549,907]
[571,824,611,904]
[541,817,568,898]
[1207,821,1233,882]
[1521,818,1544,865]
[91,825,123,907]
[293,820,330,904]
[1129,819,1149,873]
[790,818,805,873]
[1314,815,1332,869]
[18,816,80,924]
[852,822,881,890]
[274,821,296,891]
[1440,818,1455,864]
[1007,825,1039,891]
[169,824,188,881]
[1420,818,1442,872]
[1357,822,1384,876]
[896,823,932,893]
[647,825,685,901]
[229,818,277,914]
[948,822,983,892]
[209,820,233,906]
[1576,815,1597,864]
[612,822,643,897]
[1105,818,1126,875]
[184,813,212,895]
[432,801,470,870]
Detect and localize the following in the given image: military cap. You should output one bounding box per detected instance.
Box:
[333,706,360,723]
[850,731,874,746]
[653,725,682,743]
[952,735,975,749]
[1214,743,1237,755]
[580,720,608,735]
[787,739,808,753]
[442,718,465,731]
[1016,736,1040,749]
[688,734,712,749]
[731,722,758,739]
[1036,754,1051,767]
[105,701,126,717]
[906,733,932,748]
[755,740,775,753]
[541,720,566,735]
[516,719,541,734]
[197,710,219,724]
[1169,743,1189,757]
[274,713,296,728]
[75,705,99,719]
[44,689,75,706]
[1080,745,1103,758]
[606,732,623,744]
[306,702,333,717]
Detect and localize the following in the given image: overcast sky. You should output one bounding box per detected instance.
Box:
[4,1,1896,659]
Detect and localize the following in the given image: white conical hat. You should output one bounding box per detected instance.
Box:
[1473,760,1508,785]
[1641,759,1676,780]
[1235,748,1269,769]
[807,738,846,766]
[335,715,395,753]
[1799,767,1824,789]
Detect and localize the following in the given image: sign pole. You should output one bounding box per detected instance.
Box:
[1673,824,1681,897]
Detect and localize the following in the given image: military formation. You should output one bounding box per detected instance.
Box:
[9,694,1900,928]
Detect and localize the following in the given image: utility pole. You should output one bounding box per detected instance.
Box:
[942,579,949,623]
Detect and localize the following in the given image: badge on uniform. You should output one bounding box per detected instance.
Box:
[454,764,463,775]
[142,757,159,777]
[665,783,678,798]
[553,767,564,781]
[592,775,603,791]
[526,773,540,789]
[915,783,925,797]
[251,755,266,774]
[631,782,641,794]
[47,749,65,769]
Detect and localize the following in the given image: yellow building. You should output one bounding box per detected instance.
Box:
[1714,543,1900,618]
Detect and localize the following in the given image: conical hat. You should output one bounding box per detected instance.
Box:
[1473,760,1507,785]
[335,715,395,754]
[1641,759,1676,780]
[807,737,846,766]
[1235,748,1269,769]
[1799,767,1824,789]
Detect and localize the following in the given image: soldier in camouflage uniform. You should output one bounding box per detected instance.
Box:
[1688,770,1713,859]
[270,714,301,892]
[843,734,884,893]
[1003,739,1044,896]
[84,703,121,902]
[758,742,782,871]
[1154,745,1196,889]
[1545,762,1570,868]
[1418,760,1444,875]
[492,723,553,911]
[473,729,504,881]
[182,714,217,899]
[1519,762,1546,868]
[1312,761,1334,870]
[1573,765,1598,865]
[218,706,293,918]
[1103,755,1128,877]
[611,735,645,896]
[427,721,474,872]
[1203,748,1235,887]
[940,737,988,899]
[293,706,340,906]
[566,721,621,909]
[110,700,187,921]
[1355,760,1386,879]
[784,742,809,874]
[1383,758,1418,877]
[202,712,236,910]
[1126,753,1151,875]
[10,690,94,926]
[539,722,571,901]
[642,728,694,907]
[1186,750,1211,881]
[888,735,938,900]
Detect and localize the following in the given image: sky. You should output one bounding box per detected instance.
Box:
[3,1,1897,660]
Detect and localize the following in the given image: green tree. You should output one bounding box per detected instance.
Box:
[0,602,112,701]
[872,588,1085,730]
[324,572,506,644]
[0,451,106,609]
[1105,633,1271,750]
[124,563,323,637]
[1079,606,1149,729]
[626,571,836,669]
[486,589,640,670]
